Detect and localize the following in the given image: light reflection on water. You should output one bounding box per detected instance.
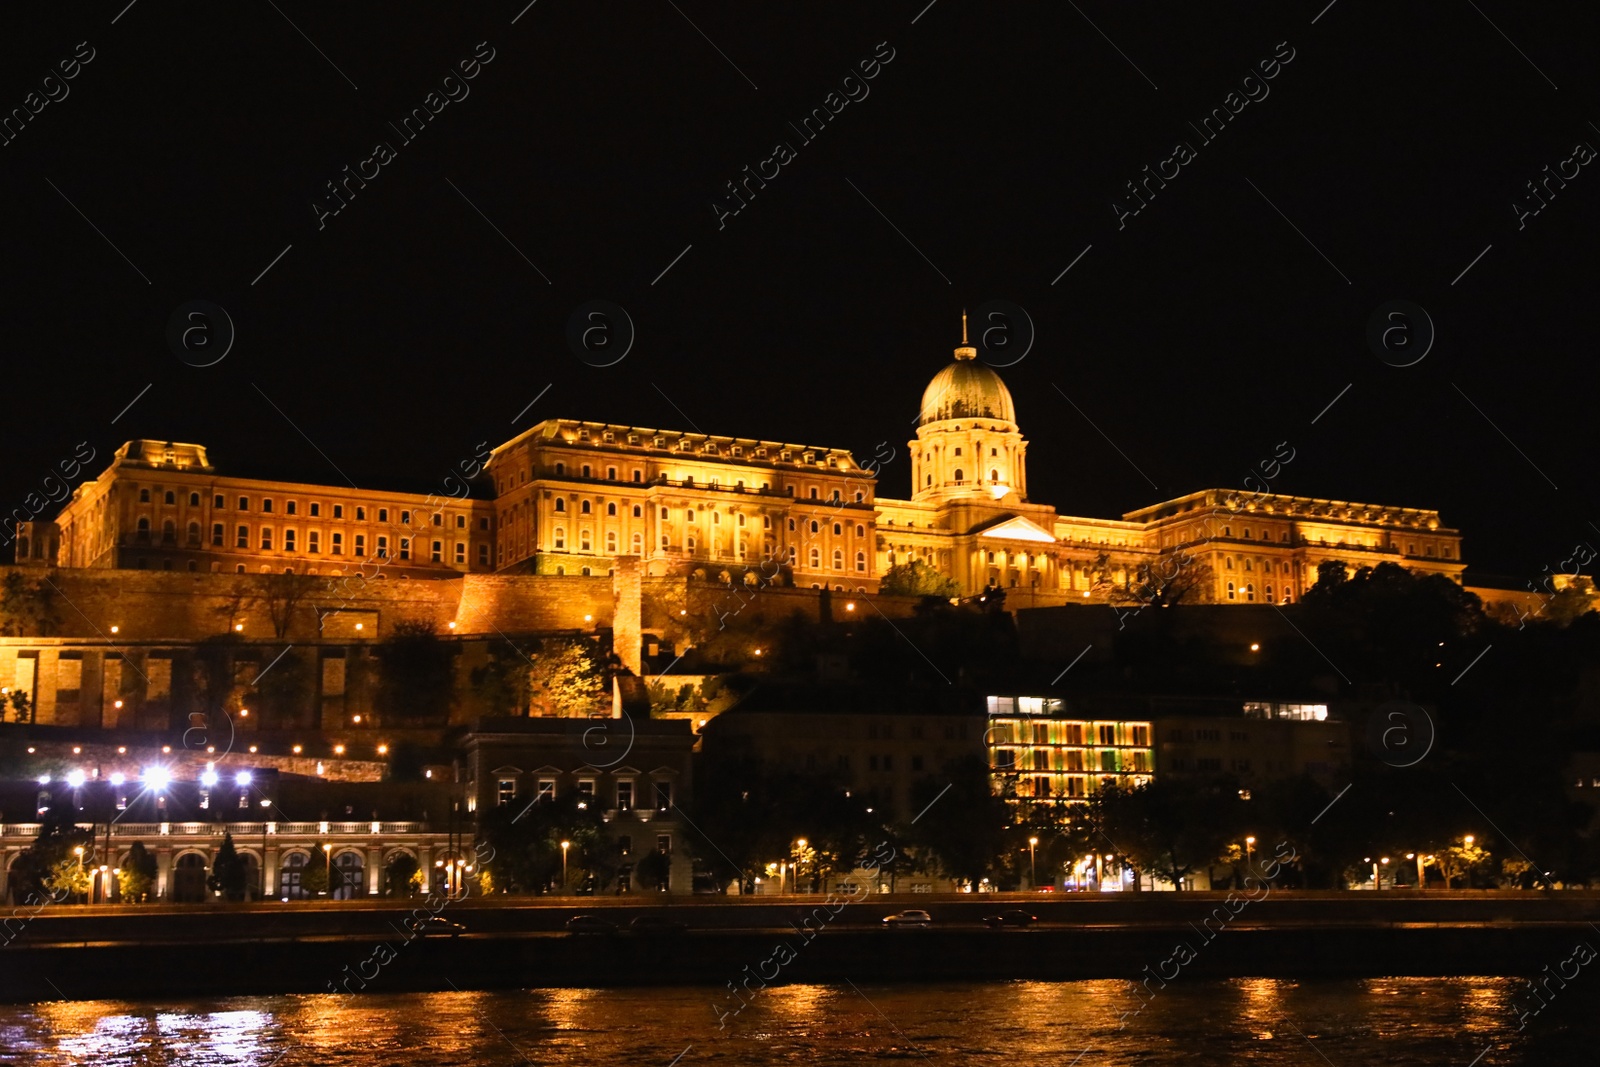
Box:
[0,979,1582,1065]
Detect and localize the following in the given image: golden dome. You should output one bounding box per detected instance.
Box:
[918,356,1016,426]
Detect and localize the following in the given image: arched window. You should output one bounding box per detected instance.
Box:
[832,523,842,536]
[832,549,844,569]
[809,521,819,534]
[331,850,365,900]
[954,468,964,481]
[1244,583,1256,602]
[554,526,566,550]
[855,524,865,537]
[1226,581,1236,601]
[279,851,309,899]
[1243,559,1253,572]
[555,499,566,513]
[631,532,643,554]
[1265,583,1274,601]
[1224,556,1234,571]
[990,469,999,482]
[856,551,866,572]
[606,502,616,516]
[580,500,591,514]
[737,513,745,527]
[632,505,642,518]
[187,522,200,544]
[808,547,820,568]
[580,531,592,551]
[606,531,617,552]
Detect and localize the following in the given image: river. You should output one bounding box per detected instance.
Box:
[0,979,1586,1065]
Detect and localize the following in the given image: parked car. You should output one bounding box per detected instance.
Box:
[982,909,1038,928]
[416,916,467,938]
[565,914,619,935]
[627,915,689,935]
[883,909,933,928]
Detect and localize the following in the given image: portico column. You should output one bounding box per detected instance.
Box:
[367,846,382,895]
[156,848,173,900]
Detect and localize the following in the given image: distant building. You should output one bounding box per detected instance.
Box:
[17,317,1467,606]
[1152,701,1351,786]
[699,684,985,823]
[456,716,698,893]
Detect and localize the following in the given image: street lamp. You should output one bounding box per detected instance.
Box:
[561,840,571,892]
[793,838,808,894]
[1028,836,1038,888]
[1244,836,1256,872]
[260,799,273,899]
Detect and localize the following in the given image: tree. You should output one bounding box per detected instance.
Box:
[0,572,59,636]
[372,620,457,725]
[635,848,672,892]
[5,688,33,724]
[300,850,331,896]
[207,832,248,901]
[528,635,608,717]
[256,572,322,640]
[44,855,91,902]
[904,755,1016,886]
[1094,779,1244,890]
[118,842,158,903]
[470,638,534,716]
[385,853,421,897]
[10,806,91,903]
[879,560,960,599]
[478,790,609,894]
[1116,556,1217,608]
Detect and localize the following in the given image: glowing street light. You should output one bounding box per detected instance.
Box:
[1028,836,1038,887]
[561,840,571,890]
[66,770,86,788]
[1245,836,1256,871]
[200,769,220,787]
[234,771,252,787]
[141,767,171,791]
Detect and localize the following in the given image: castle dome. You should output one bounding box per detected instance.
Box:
[917,330,1016,427]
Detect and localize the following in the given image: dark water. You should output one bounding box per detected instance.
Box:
[0,979,1588,1065]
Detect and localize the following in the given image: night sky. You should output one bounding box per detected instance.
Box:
[3,1,1597,578]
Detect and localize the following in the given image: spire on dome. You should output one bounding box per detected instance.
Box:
[954,309,977,361]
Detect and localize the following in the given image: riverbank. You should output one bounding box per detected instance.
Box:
[3,892,1596,1001]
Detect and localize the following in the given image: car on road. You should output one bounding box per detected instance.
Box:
[883,909,933,928]
[627,915,689,935]
[416,916,467,938]
[565,915,619,935]
[982,909,1038,929]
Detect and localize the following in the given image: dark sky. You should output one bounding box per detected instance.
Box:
[3,1,1596,578]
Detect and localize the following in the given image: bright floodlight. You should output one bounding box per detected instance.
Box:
[200,769,220,787]
[109,773,125,786]
[65,770,86,788]
[235,771,253,786]
[36,774,49,785]
[142,767,171,791]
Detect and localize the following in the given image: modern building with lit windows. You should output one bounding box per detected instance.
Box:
[983,694,1153,809]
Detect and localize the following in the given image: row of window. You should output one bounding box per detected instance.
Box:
[135,517,487,565]
[495,776,672,811]
[132,488,480,530]
[1224,582,1291,603]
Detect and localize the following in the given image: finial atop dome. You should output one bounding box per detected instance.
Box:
[954,309,977,361]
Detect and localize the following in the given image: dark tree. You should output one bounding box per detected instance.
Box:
[905,755,1016,886]
[207,832,248,901]
[373,620,457,726]
[385,852,421,896]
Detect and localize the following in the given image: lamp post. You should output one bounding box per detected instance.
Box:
[794,838,808,894]
[560,840,571,893]
[1244,836,1255,874]
[1028,836,1038,889]
[260,799,272,900]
